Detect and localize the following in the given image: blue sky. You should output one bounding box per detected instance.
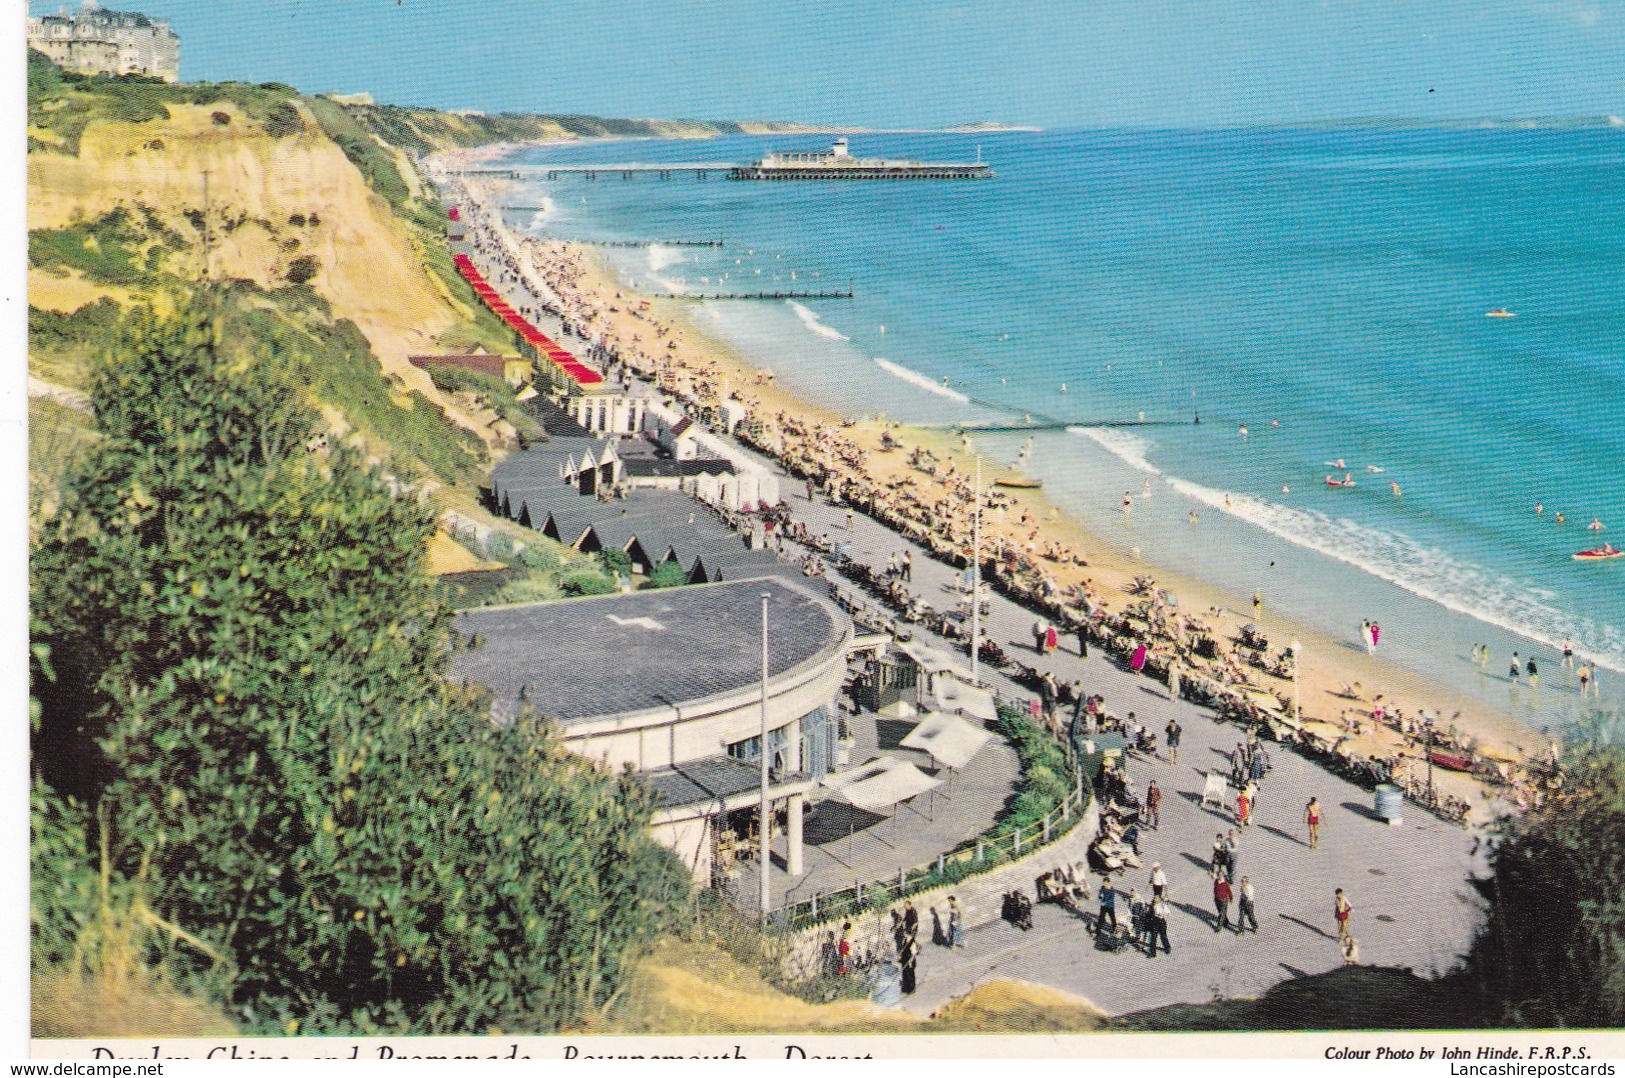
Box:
[30,0,1625,127]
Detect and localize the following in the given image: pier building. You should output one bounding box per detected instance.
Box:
[730,138,992,181]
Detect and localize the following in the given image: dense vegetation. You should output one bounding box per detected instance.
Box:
[1458,717,1625,1027]
[30,301,689,1033]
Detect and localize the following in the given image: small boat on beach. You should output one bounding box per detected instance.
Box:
[1573,543,1622,562]
[1429,749,1476,773]
[1485,308,1516,318]
[996,477,1042,490]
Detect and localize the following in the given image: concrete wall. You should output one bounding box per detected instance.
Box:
[564,649,845,771]
[775,796,1100,981]
[651,813,714,883]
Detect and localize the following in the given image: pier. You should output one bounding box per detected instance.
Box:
[928,418,1198,433]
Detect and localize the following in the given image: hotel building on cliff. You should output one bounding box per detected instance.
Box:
[28,2,179,83]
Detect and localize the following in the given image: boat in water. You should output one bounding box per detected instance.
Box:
[1485,308,1517,318]
[1573,543,1622,562]
[996,477,1042,490]
[1325,474,1357,488]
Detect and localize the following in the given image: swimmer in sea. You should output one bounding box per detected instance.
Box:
[1123,492,1134,511]
[1391,481,1402,497]
[1225,493,1233,508]
[1189,511,1200,525]
[1239,424,1249,437]
[1556,512,1566,524]
[1271,419,1280,427]
[1535,502,1544,515]
[1282,485,1290,494]
[1589,518,1606,532]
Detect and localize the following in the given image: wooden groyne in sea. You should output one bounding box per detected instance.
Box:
[648,289,855,300]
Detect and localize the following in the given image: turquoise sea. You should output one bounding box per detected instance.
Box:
[499,129,1625,728]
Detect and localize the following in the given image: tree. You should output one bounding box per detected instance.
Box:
[1461,713,1625,1028]
[31,298,687,1032]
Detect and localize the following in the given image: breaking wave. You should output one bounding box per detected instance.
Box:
[1159,477,1625,673]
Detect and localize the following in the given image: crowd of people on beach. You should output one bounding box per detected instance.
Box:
[442,171,1570,834]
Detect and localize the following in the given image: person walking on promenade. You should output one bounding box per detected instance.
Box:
[1076,621,1090,660]
[1165,719,1183,764]
[1129,888,1149,953]
[1213,870,1234,932]
[1033,619,1048,655]
[1249,750,1267,787]
[900,933,918,995]
[903,899,919,941]
[1237,876,1259,934]
[838,923,853,975]
[948,895,966,949]
[1045,623,1059,654]
[1305,797,1323,848]
[1095,878,1119,937]
[1145,780,1163,830]
[1334,888,1353,943]
[1148,896,1172,958]
[1224,829,1242,881]
[1168,658,1182,701]
[1150,862,1168,899]
[845,507,855,530]
[1236,785,1252,828]
[1130,642,1149,675]
[901,549,912,582]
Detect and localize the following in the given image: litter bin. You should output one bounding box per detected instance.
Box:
[1374,783,1404,826]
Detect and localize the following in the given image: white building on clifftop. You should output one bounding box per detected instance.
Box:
[28,2,179,83]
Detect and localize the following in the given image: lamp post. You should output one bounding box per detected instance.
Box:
[1424,711,1436,797]
[759,592,771,924]
[1292,638,1302,725]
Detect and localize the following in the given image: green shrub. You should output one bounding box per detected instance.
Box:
[30,301,688,1032]
[597,549,633,577]
[648,562,688,589]
[561,568,618,597]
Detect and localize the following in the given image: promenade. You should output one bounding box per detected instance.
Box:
[779,478,1487,1017]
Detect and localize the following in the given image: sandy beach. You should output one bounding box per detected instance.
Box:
[442,165,1556,817]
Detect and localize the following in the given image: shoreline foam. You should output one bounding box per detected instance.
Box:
[447,166,1561,809]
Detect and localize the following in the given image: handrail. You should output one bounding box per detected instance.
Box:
[770,696,1091,932]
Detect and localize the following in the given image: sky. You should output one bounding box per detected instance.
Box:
[26,0,1625,128]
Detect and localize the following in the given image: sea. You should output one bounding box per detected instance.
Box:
[495,128,1625,730]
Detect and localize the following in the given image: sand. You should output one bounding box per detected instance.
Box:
[450,172,1550,814]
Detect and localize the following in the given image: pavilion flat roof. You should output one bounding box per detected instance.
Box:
[449,576,849,727]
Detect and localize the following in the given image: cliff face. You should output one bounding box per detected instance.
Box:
[344,102,831,156]
[29,98,459,406]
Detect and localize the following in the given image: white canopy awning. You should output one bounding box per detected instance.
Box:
[931,674,997,725]
[821,756,941,812]
[901,711,992,771]
[896,639,975,681]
